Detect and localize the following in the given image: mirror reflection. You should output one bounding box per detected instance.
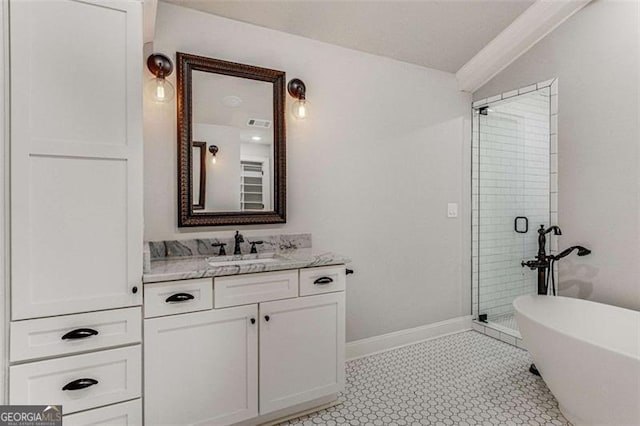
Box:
[191,71,274,212]
[191,141,206,210]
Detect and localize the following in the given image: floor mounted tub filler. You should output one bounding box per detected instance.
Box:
[514,295,640,426]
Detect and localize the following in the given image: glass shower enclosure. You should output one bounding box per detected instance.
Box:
[472,86,552,336]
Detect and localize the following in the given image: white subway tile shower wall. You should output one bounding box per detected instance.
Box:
[472,80,557,325]
[549,80,559,255]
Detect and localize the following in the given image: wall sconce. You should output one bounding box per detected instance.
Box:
[208,145,219,164]
[146,53,175,103]
[287,78,309,119]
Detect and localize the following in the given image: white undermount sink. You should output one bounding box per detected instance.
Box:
[206,253,283,267]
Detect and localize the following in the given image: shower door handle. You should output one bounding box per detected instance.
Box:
[514,216,528,233]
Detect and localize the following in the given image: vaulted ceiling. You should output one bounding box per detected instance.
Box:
[162,0,535,73]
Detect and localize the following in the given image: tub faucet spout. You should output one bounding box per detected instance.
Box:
[538,225,562,258]
[521,225,562,294]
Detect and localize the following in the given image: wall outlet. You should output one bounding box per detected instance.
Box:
[447,203,458,218]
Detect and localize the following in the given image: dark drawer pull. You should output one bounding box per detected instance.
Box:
[346,268,354,275]
[165,293,195,303]
[62,378,98,391]
[61,328,99,340]
[313,277,334,285]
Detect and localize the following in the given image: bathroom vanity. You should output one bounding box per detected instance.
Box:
[3,1,347,424]
[143,237,350,425]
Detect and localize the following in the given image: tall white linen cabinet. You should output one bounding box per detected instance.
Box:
[6,0,144,423]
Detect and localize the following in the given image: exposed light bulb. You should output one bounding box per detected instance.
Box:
[296,103,306,118]
[292,99,309,120]
[251,136,262,141]
[156,84,165,100]
[208,145,219,164]
[146,77,175,103]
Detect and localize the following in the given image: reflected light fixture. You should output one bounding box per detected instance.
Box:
[287,78,309,119]
[146,53,175,103]
[208,145,219,164]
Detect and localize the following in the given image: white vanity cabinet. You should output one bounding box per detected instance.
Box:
[259,292,345,414]
[9,0,143,320]
[6,0,144,423]
[144,305,259,426]
[144,265,347,425]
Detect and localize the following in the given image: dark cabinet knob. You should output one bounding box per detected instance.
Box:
[165,293,195,303]
[313,277,334,285]
[264,315,270,322]
[346,268,354,275]
[62,378,98,391]
[132,286,138,294]
[62,328,99,340]
[250,318,256,325]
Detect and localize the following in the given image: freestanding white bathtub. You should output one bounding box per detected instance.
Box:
[514,295,640,426]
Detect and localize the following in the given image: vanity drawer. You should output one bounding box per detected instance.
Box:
[299,265,346,296]
[144,278,213,318]
[9,345,141,415]
[10,307,141,362]
[9,345,142,414]
[63,399,142,426]
[214,270,298,308]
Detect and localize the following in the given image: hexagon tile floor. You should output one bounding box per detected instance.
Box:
[279,331,568,426]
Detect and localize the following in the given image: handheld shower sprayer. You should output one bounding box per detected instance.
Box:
[547,244,591,296]
[551,245,591,261]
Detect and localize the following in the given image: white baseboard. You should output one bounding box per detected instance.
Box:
[346,315,473,360]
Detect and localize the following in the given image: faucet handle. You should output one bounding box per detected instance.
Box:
[235,231,244,242]
[212,242,227,256]
[521,260,536,270]
[248,240,264,254]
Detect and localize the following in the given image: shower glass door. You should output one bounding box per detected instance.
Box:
[472,87,551,336]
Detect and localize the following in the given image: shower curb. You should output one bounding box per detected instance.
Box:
[472,320,527,349]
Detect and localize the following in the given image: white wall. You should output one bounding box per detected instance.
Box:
[474,0,640,310]
[193,123,242,211]
[145,2,471,341]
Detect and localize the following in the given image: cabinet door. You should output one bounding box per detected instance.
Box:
[9,0,143,319]
[259,292,345,414]
[144,305,258,426]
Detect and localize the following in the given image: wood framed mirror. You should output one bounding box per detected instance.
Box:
[177,52,286,227]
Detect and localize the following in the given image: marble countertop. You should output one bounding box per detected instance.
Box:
[143,249,351,284]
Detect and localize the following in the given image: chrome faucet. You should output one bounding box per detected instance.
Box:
[233,231,244,255]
